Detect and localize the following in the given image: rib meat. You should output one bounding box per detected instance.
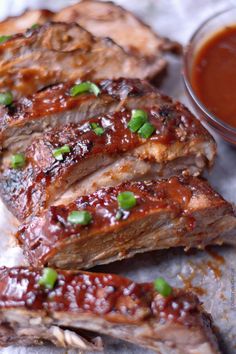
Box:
[17,177,236,269]
[0,267,221,353]
[0,78,166,151]
[0,105,216,220]
[0,1,180,62]
[54,0,181,58]
[0,22,170,99]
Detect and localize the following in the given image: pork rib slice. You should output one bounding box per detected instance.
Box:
[0,78,165,151]
[0,267,221,353]
[0,0,180,61]
[0,104,216,221]
[0,22,169,99]
[17,176,236,269]
[53,0,181,58]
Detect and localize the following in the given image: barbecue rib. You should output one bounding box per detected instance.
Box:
[0,22,170,99]
[17,177,236,269]
[0,267,221,353]
[0,1,180,63]
[54,0,181,58]
[0,104,216,221]
[0,78,169,151]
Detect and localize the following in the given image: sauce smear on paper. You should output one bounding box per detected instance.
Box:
[192,26,236,128]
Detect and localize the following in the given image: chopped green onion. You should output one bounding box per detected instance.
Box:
[11,153,25,169]
[70,82,101,97]
[38,268,58,290]
[128,109,148,132]
[117,191,136,210]
[68,210,92,225]
[154,277,172,297]
[90,122,104,136]
[31,23,39,30]
[0,91,13,106]
[0,35,11,44]
[90,123,97,129]
[138,122,155,139]
[53,145,70,161]
[94,127,104,135]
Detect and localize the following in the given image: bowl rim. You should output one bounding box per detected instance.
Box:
[183,6,236,135]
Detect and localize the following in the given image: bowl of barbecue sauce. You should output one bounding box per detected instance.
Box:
[183,8,236,144]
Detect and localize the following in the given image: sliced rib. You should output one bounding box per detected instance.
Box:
[0,267,221,353]
[17,177,236,269]
[54,0,181,58]
[0,1,180,61]
[0,78,165,151]
[0,22,169,99]
[0,105,216,221]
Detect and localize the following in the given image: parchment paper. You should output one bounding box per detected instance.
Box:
[0,1,235,353]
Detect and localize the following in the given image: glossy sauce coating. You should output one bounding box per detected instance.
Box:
[1,78,155,127]
[0,267,200,326]
[0,22,167,99]
[192,26,236,128]
[0,104,209,221]
[17,176,229,266]
[0,78,156,136]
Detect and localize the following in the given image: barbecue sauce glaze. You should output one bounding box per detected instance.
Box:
[1,102,209,221]
[0,267,199,325]
[192,26,236,128]
[17,176,219,268]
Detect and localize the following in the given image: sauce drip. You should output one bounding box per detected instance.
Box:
[206,247,225,264]
[192,26,236,128]
[178,271,206,296]
[206,260,222,279]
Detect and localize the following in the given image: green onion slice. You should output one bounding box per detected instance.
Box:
[128,109,148,132]
[38,268,58,290]
[154,277,172,297]
[70,82,101,97]
[90,122,104,136]
[53,145,70,161]
[31,23,39,30]
[0,35,11,44]
[67,210,92,225]
[11,153,25,169]
[117,191,136,210]
[138,122,155,139]
[0,91,13,106]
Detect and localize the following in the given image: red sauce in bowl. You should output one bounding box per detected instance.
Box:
[192,26,236,128]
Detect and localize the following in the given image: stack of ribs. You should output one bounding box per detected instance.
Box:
[0,1,234,353]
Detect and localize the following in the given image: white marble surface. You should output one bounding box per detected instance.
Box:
[0,1,235,353]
